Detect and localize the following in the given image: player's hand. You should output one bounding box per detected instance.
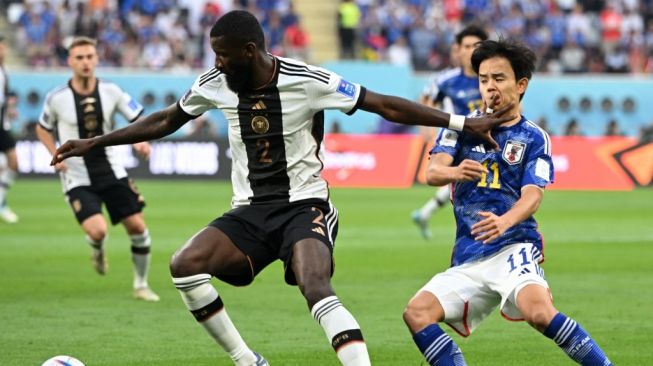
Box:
[53,161,67,172]
[471,211,511,244]
[132,142,151,160]
[50,138,96,165]
[453,159,487,182]
[463,100,514,151]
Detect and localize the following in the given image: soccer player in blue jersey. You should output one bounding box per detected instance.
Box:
[412,26,488,239]
[403,39,613,366]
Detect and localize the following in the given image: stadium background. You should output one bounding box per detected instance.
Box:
[0,0,652,365]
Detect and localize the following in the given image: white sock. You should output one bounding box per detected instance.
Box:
[311,296,370,366]
[0,184,6,208]
[86,235,105,253]
[130,229,151,289]
[418,186,451,220]
[0,157,13,207]
[435,185,451,206]
[173,274,257,366]
[418,198,438,221]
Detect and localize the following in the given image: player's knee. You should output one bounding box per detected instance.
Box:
[524,305,556,330]
[86,228,107,242]
[403,302,429,330]
[122,217,146,235]
[169,246,206,278]
[169,249,189,277]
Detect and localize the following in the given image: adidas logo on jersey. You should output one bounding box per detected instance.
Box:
[312,227,325,236]
[252,100,267,110]
[472,144,486,153]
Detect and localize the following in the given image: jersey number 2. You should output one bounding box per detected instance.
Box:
[257,138,273,163]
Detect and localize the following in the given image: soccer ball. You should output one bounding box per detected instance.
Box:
[41,355,85,366]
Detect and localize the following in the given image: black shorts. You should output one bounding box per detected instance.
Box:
[65,178,145,225]
[209,199,339,286]
[0,129,16,151]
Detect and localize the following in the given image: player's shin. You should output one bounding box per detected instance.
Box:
[543,313,613,366]
[311,296,371,366]
[172,274,258,366]
[130,229,151,288]
[413,324,467,366]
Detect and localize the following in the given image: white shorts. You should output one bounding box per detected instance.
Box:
[419,243,550,337]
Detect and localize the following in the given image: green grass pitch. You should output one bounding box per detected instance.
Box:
[1,179,651,365]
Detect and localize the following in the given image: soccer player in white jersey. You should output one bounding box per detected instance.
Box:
[0,35,19,224]
[403,39,613,366]
[51,11,514,366]
[412,26,488,239]
[36,37,159,302]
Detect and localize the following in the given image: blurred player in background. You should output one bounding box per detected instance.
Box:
[36,37,159,302]
[0,35,19,224]
[412,26,488,239]
[403,38,613,366]
[50,11,513,366]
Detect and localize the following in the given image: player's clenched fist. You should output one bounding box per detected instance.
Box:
[453,159,487,182]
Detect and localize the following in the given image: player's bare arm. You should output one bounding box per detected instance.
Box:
[51,103,191,165]
[360,89,514,149]
[426,153,487,186]
[471,185,543,243]
[36,124,67,172]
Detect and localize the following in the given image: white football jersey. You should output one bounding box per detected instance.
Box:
[39,79,144,191]
[179,56,365,207]
[0,65,8,131]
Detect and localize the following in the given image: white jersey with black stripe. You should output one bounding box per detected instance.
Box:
[179,55,365,207]
[39,79,144,192]
[0,66,7,130]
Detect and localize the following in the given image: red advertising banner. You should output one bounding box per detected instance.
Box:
[416,136,652,191]
[322,134,424,188]
[549,136,651,190]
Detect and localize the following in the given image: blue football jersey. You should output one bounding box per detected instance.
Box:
[423,68,482,115]
[431,116,554,266]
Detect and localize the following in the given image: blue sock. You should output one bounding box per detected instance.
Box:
[413,324,466,366]
[543,313,612,366]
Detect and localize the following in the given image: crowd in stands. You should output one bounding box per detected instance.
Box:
[7,0,653,74]
[7,0,309,69]
[340,0,653,73]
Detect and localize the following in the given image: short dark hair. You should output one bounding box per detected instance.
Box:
[210,10,265,50]
[455,25,488,45]
[471,38,536,82]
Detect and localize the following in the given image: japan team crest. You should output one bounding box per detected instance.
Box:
[502,140,526,165]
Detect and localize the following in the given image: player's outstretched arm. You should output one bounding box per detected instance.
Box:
[51,103,191,165]
[359,90,514,150]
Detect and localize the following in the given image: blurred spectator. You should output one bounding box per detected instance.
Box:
[283,19,310,61]
[142,33,172,70]
[600,2,623,55]
[564,118,584,136]
[639,122,653,142]
[604,119,625,136]
[605,44,630,72]
[386,35,412,66]
[337,0,361,59]
[560,38,587,73]
[536,116,554,136]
